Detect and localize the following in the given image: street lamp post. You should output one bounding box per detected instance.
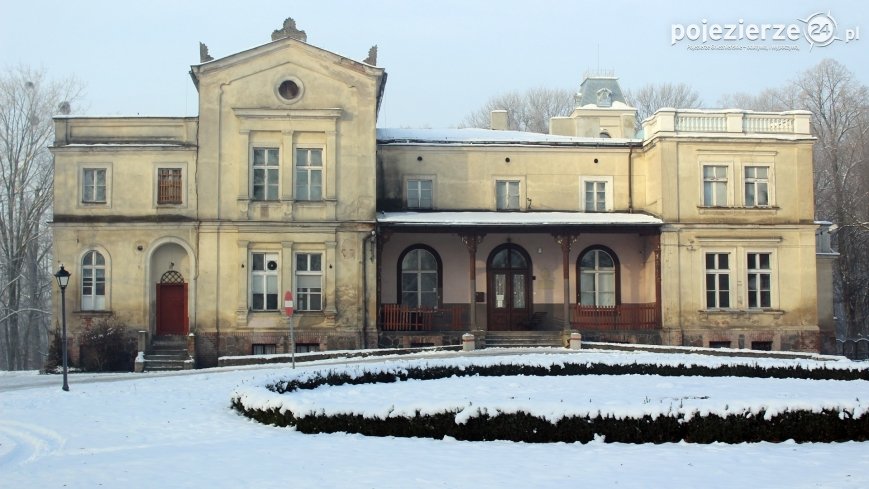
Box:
[54,265,71,392]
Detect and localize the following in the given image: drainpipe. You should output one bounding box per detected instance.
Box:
[214,83,227,360]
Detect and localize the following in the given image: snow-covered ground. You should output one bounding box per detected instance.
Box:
[2,350,869,488]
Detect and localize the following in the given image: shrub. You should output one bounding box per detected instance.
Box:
[78,316,136,372]
[41,327,63,373]
[233,358,869,443]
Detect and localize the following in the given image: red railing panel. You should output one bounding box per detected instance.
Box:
[570,303,660,330]
[380,304,465,331]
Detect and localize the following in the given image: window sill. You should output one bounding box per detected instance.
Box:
[73,310,113,316]
[697,206,779,214]
[699,308,784,319]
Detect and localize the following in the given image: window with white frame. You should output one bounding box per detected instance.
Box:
[295,148,323,201]
[295,253,323,311]
[705,252,731,308]
[495,180,520,210]
[584,180,607,211]
[746,252,772,308]
[744,166,770,207]
[578,248,616,306]
[81,250,106,310]
[702,165,728,207]
[400,247,439,307]
[406,179,433,209]
[250,252,279,311]
[82,168,107,204]
[251,148,280,201]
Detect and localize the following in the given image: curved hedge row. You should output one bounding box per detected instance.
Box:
[232,359,869,444]
[266,360,869,395]
[233,403,869,444]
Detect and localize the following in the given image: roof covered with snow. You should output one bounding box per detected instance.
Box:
[377,211,662,227]
[377,128,638,146]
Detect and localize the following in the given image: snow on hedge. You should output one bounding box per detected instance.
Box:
[232,351,869,424]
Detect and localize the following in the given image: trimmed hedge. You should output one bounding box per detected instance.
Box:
[233,359,869,444]
[267,360,869,395]
[233,401,869,444]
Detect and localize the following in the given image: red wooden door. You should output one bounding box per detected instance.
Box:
[157,283,188,335]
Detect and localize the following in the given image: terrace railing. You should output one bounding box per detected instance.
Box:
[380,304,465,331]
[571,303,660,330]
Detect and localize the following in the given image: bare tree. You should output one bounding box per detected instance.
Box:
[623,82,702,126]
[460,87,574,133]
[0,67,83,370]
[716,86,802,112]
[795,59,869,339]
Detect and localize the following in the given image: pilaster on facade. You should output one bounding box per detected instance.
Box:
[324,240,338,317]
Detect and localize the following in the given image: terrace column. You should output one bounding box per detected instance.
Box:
[375,229,392,328]
[553,233,578,331]
[459,233,485,331]
[653,234,662,328]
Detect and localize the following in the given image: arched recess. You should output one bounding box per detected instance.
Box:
[397,244,442,308]
[146,238,196,336]
[576,245,620,306]
[486,243,532,331]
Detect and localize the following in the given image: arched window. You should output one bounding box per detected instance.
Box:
[399,246,441,308]
[578,247,618,307]
[81,250,106,310]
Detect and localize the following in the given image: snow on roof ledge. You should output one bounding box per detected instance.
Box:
[377,127,638,145]
[377,211,662,226]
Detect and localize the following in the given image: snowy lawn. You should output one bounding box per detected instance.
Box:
[2,350,869,488]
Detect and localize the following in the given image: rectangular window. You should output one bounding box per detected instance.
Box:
[584,181,607,211]
[295,343,320,353]
[751,341,773,351]
[705,252,730,308]
[252,148,280,201]
[709,341,732,349]
[744,166,769,207]
[407,179,433,209]
[82,168,107,203]
[496,180,520,210]
[703,165,728,207]
[157,168,183,205]
[252,344,277,355]
[296,253,323,311]
[747,252,772,308]
[295,148,323,201]
[250,252,279,311]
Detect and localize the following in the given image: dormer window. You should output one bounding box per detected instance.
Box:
[596,88,613,107]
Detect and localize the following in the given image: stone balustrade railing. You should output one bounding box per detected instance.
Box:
[643,109,812,139]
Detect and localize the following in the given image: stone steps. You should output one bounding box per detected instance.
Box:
[484,331,565,348]
[144,335,192,372]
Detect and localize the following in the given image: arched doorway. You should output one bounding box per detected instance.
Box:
[487,244,532,331]
[156,270,188,335]
[148,240,193,337]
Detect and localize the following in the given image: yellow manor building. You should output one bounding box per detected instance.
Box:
[51,34,831,369]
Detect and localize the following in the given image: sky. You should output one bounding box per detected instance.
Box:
[1,0,866,128]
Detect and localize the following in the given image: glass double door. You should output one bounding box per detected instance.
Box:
[487,244,531,331]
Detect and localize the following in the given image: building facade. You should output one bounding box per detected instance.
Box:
[51,36,824,368]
